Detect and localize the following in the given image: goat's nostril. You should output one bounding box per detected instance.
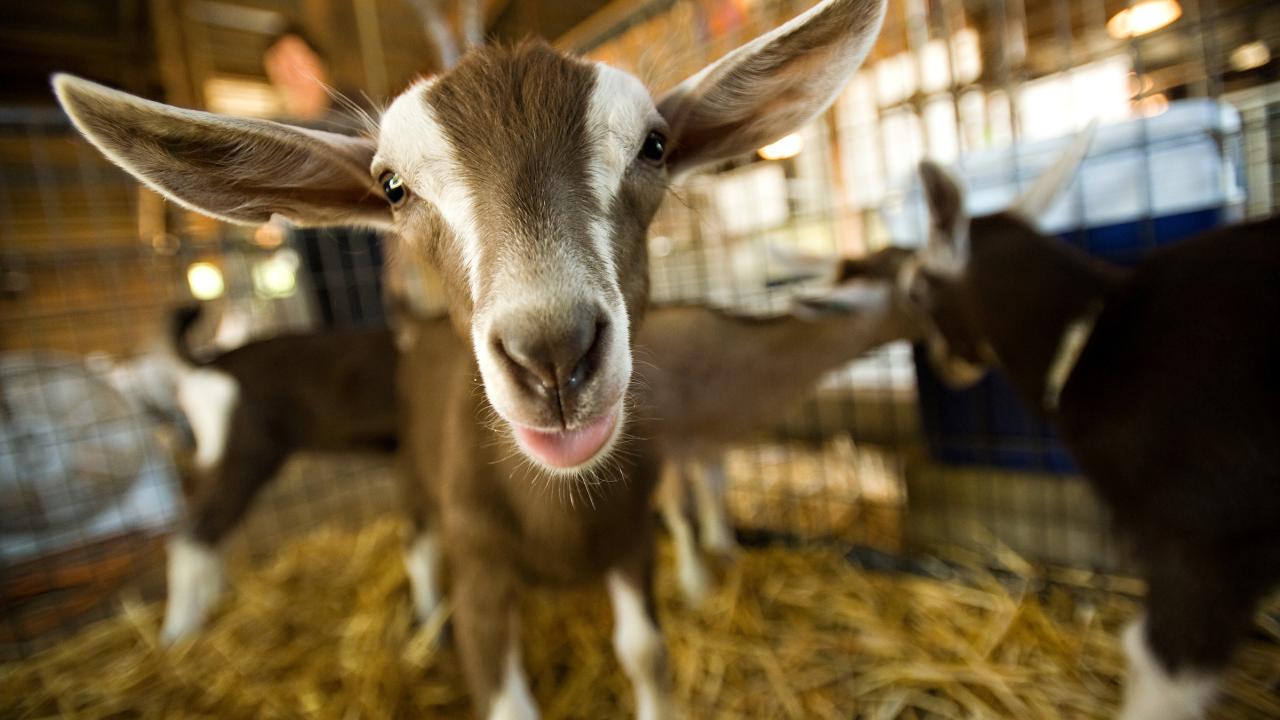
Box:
[494,337,556,391]
[565,320,605,392]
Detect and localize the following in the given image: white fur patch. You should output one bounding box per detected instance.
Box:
[488,639,537,720]
[404,531,442,623]
[1119,619,1219,720]
[692,460,735,556]
[375,78,484,300]
[586,64,659,235]
[659,482,710,606]
[160,537,225,643]
[1043,304,1101,410]
[607,571,675,720]
[177,367,238,470]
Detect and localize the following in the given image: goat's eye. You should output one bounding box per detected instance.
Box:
[381,172,407,205]
[638,131,666,164]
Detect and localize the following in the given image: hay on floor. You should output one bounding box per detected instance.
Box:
[3,517,1278,719]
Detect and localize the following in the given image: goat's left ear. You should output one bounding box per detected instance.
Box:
[918,160,969,274]
[657,0,887,178]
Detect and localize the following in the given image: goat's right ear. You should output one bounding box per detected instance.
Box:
[918,160,969,275]
[53,74,391,228]
[657,0,887,178]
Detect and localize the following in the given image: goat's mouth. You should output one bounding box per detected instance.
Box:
[512,403,622,473]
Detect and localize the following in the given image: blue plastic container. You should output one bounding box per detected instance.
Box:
[890,101,1244,472]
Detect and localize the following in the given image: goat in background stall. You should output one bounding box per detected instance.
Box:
[874,129,1280,720]
[54,0,889,715]
[641,247,921,603]
[153,305,400,642]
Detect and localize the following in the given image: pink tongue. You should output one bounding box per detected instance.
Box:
[514,412,617,469]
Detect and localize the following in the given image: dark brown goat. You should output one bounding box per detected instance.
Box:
[158,306,399,642]
[886,138,1280,720]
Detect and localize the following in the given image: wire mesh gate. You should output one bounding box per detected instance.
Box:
[2,0,1279,716]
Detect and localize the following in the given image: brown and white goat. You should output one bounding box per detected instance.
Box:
[887,133,1280,720]
[156,305,400,642]
[55,1,887,716]
[641,249,921,603]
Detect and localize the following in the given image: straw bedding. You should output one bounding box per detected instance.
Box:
[3,517,1277,719]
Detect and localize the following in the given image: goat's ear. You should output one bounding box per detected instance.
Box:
[53,74,391,228]
[657,0,886,178]
[918,160,969,274]
[1012,120,1097,221]
[793,280,890,319]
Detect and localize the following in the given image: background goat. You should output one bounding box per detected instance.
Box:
[879,131,1280,720]
[641,247,920,603]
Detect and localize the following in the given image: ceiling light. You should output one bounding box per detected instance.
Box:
[187,262,225,300]
[1229,41,1271,72]
[1107,0,1181,39]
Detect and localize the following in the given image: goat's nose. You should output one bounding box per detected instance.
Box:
[492,304,605,397]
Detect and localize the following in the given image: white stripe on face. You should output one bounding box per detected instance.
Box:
[586,64,661,277]
[375,78,484,301]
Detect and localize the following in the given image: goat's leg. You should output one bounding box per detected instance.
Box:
[397,451,443,623]
[691,458,735,556]
[161,426,288,644]
[608,553,678,720]
[453,563,536,720]
[658,461,709,606]
[1119,545,1264,720]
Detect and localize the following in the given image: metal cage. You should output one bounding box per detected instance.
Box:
[2,0,1278,715]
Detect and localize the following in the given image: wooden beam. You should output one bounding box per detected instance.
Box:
[553,0,673,53]
[148,0,196,104]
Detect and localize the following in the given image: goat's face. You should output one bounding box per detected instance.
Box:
[902,126,1096,389]
[53,0,888,476]
[373,46,665,470]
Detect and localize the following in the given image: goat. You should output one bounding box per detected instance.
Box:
[641,248,921,603]
[155,305,399,642]
[55,1,888,715]
[881,131,1280,720]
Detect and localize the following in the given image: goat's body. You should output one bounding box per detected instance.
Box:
[953,214,1280,718]
[1061,220,1280,542]
[396,313,667,716]
[1057,219,1280,678]
[636,299,916,600]
[200,328,400,453]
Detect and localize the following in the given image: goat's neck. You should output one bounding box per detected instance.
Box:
[968,215,1125,413]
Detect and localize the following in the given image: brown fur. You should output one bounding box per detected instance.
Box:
[54,3,890,713]
[170,308,399,546]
